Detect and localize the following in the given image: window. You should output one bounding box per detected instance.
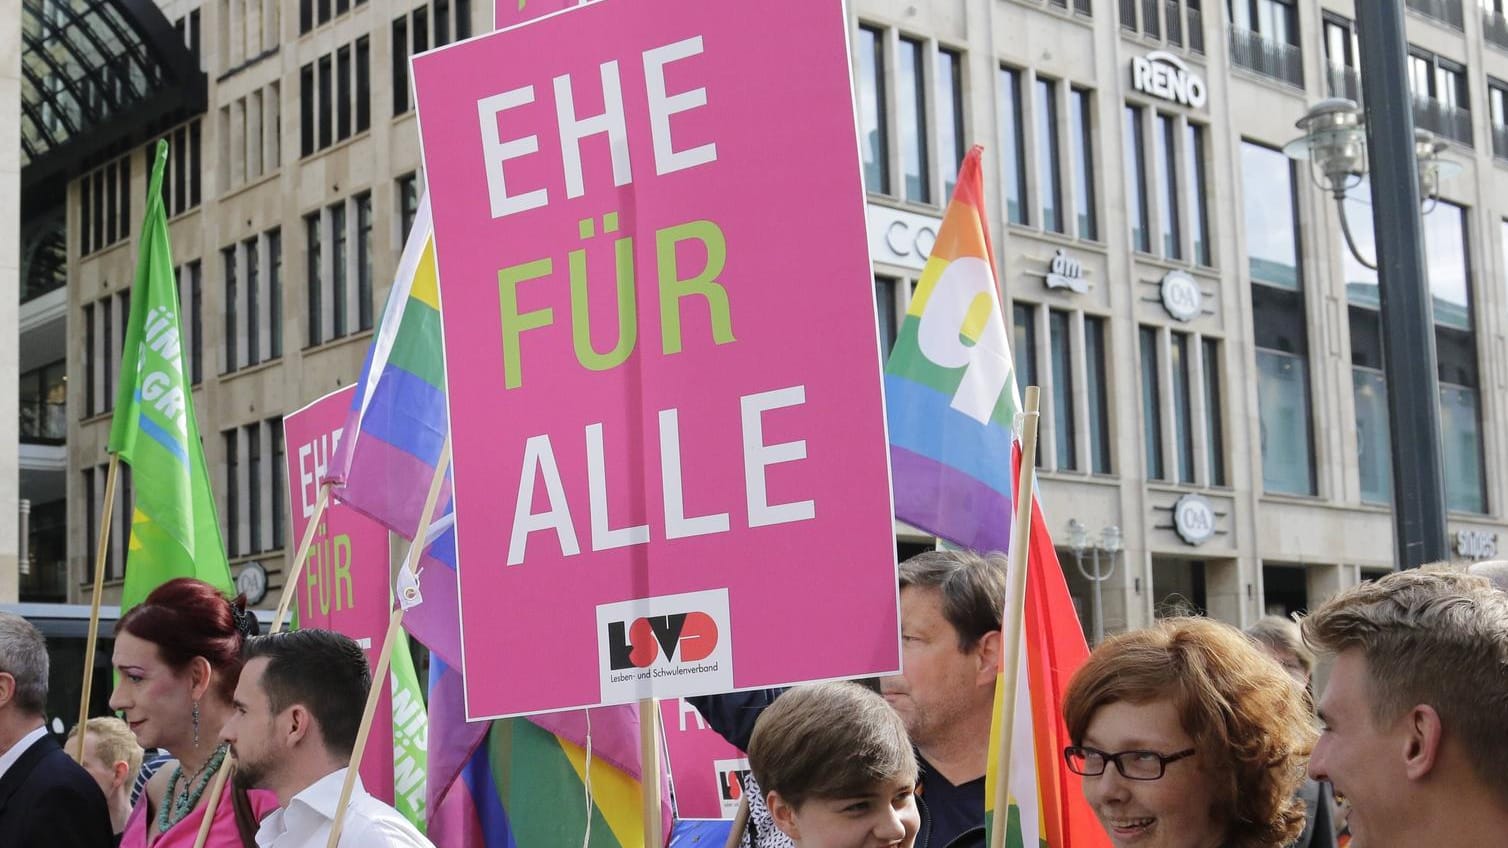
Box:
[1013,304,1039,390]
[1202,338,1226,485]
[1085,316,1112,474]
[81,291,129,417]
[1323,14,1362,103]
[1409,49,1472,146]
[1228,0,1303,88]
[305,194,370,347]
[1000,67,1028,225]
[1125,105,1151,252]
[859,26,967,206]
[18,361,67,443]
[1140,326,1164,479]
[306,211,322,345]
[83,302,95,417]
[1070,88,1098,240]
[398,172,420,240]
[178,260,204,384]
[937,49,965,199]
[1170,332,1195,483]
[392,2,472,114]
[84,463,131,581]
[1487,0,1508,51]
[301,38,370,156]
[1036,78,1063,233]
[80,156,130,256]
[1245,140,1315,496]
[223,423,286,557]
[1344,189,1484,511]
[875,275,900,356]
[356,191,373,331]
[1143,326,1225,486]
[222,230,282,373]
[1049,309,1076,469]
[898,37,929,204]
[149,119,203,217]
[300,0,366,33]
[1155,114,1182,258]
[1185,123,1211,265]
[1128,106,1210,262]
[1122,0,1204,51]
[1490,78,1508,159]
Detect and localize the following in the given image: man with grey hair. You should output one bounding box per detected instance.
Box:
[0,612,113,847]
[1302,568,1508,848]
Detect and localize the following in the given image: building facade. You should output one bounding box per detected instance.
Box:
[22,0,1508,638]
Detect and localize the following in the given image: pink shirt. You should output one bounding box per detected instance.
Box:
[121,779,279,848]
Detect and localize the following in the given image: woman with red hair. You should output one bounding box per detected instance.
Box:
[1062,617,1316,848]
[110,578,277,847]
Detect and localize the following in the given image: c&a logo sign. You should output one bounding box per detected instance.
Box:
[607,612,718,670]
[595,589,734,703]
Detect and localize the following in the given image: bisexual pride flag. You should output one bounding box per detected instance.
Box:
[883,145,1106,848]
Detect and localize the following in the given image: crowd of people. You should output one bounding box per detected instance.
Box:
[0,555,1502,848]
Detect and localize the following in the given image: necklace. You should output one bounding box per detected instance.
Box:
[156,743,229,834]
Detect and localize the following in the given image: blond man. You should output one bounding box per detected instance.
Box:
[66,717,144,838]
[1302,568,1508,848]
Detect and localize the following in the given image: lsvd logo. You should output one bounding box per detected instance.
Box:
[607,612,718,670]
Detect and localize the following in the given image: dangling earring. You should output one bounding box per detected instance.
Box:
[192,700,201,748]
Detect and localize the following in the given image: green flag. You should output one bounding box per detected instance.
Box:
[390,638,428,832]
[109,140,234,612]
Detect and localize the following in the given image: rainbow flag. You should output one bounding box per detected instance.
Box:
[322,191,458,663]
[883,146,1105,848]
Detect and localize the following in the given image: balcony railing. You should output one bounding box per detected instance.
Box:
[1143,0,1161,36]
[1229,26,1304,88]
[1413,97,1474,147]
[1485,8,1508,51]
[1188,5,1203,52]
[1327,63,1363,105]
[19,400,66,444]
[1406,0,1464,30]
[1491,124,1508,160]
[1167,0,1184,45]
[1121,0,1137,30]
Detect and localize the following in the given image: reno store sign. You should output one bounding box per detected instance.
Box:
[1132,51,1207,109]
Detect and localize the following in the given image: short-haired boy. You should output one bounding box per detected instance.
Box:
[747,681,920,848]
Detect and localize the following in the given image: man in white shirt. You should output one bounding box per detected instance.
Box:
[0,612,113,848]
[221,629,433,848]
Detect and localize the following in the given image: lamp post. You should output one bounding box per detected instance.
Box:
[1065,520,1122,646]
[1282,84,1457,569]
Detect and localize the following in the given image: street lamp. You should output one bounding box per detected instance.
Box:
[1282,98,1461,269]
[1065,520,1122,646]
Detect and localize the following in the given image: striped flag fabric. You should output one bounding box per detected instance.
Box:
[883,145,1105,848]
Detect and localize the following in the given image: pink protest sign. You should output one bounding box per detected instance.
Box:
[283,386,395,802]
[662,699,748,820]
[413,0,898,718]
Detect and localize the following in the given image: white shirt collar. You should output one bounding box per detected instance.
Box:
[254,768,365,848]
[0,725,50,782]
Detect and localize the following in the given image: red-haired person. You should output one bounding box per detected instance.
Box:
[1063,617,1315,848]
[111,579,278,847]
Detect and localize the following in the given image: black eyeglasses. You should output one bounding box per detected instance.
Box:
[1063,746,1196,781]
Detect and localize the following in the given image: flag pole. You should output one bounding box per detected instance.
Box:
[270,482,332,634]
[988,386,1041,848]
[326,437,451,848]
[74,453,120,760]
[640,697,664,848]
[192,756,234,848]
